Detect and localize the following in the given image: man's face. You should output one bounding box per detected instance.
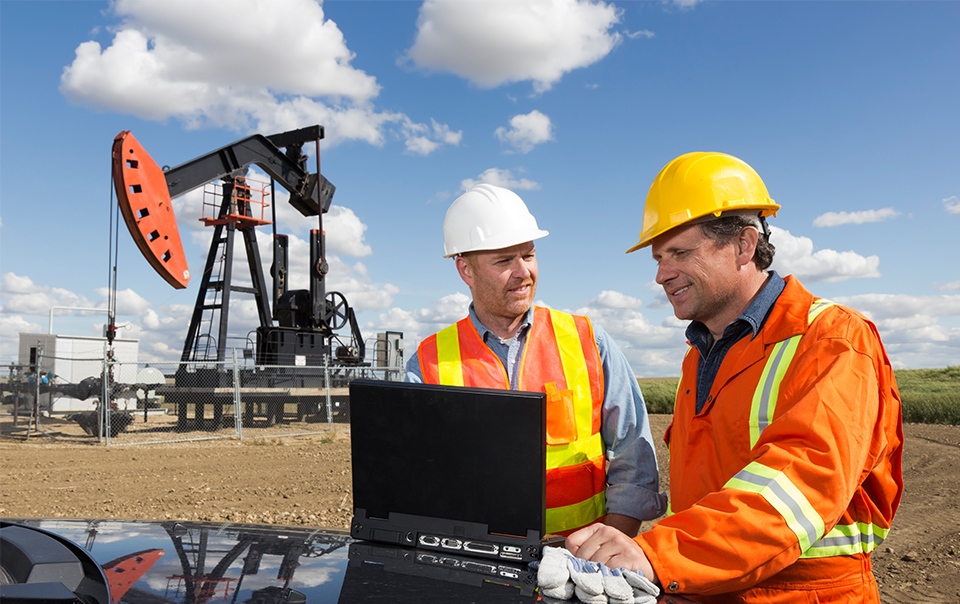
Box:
[458,241,538,325]
[651,223,742,330]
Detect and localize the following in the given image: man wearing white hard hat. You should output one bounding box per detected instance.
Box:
[406,183,666,537]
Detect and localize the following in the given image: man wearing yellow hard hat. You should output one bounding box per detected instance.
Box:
[567,153,904,603]
[407,183,667,537]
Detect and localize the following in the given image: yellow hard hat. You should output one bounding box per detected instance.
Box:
[626,152,780,253]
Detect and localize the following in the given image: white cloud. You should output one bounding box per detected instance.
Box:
[324,206,373,258]
[943,196,960,215]
[935,281,960,292]
[812,207,900,227]
[366,292,472,354]
[571,298,687,377]
[768,226,881,283]
[833,293,960,370]
[402,0,623,93]
[0,314,44,361]
[60,0,458,155]
[0,274,96,315]
[93,288,153,316]
[400,117,464,156]
[460,168,541,192]
[833,293,960,323]
[625,30,655,39]
[495,110,554,154]
[588,290,642,309]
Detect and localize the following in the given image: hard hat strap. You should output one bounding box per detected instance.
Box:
[758,214,771,239]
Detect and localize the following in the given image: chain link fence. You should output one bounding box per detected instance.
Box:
[1,351,402,446]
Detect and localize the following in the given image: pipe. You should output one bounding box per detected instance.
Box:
[48,306,109,334]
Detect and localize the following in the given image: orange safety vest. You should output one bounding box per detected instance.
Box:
[417,306,607,534]
[635,276,903,603]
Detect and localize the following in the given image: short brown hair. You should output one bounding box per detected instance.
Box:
[699,216,776,270]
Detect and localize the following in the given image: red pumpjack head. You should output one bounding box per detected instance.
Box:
[112,131,191,289]
[101,549,165,603]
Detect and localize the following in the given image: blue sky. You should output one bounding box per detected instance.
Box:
[1,0,958,376]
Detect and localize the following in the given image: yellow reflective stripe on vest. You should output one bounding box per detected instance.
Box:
[436,323,464,387]
[749,299,836,448]
[800,521,889,558]
[545,491,607,534]
[725,461,825,553]
[546,432,603,469]
[547,309,593,442]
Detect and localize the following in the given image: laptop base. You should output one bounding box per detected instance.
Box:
[351,509,545,563]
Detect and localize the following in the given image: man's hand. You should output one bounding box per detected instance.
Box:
[565,523,659,586]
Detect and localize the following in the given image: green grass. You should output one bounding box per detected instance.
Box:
[894,366,960,426]
[637,377,679,415]
[638,366,960,425]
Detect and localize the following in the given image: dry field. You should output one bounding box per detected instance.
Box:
[1,414,958,603]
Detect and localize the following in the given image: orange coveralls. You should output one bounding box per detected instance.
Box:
[635,276,903,603]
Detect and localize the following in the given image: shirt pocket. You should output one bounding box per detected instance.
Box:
[545,382,578,445]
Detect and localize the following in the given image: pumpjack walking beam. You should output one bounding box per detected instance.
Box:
[112,125,335,291]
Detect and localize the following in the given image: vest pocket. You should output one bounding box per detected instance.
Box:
[545,382,577,444]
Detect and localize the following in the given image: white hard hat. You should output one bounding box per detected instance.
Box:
[442,184,549,258]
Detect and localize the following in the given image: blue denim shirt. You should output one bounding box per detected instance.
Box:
[685,271,786,414]
[407,304,668,521]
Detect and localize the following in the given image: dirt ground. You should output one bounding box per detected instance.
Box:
[1,414,958,603]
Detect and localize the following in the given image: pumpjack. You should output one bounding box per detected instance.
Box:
[111,125,365,428]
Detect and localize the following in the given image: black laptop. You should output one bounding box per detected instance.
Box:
[348,379,550,563]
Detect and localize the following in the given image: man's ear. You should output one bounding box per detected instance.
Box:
[455,254,474,287]
[736,227,759,268]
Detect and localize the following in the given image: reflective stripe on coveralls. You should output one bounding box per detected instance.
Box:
[749,299,836,448]
[732,298,888,558]
[418,306,606,534]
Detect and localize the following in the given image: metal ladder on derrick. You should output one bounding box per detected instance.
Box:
[180,176,272,364]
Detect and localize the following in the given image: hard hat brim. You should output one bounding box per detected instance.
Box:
[625,204,779,253]
[444,228,549,258]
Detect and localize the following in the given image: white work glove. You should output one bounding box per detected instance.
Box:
[537,545,575,600]
[534,546,660,604]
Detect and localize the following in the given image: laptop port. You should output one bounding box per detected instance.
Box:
[463,541,499,555]
[499,569,520,579]
[502,545,521,554]
[440,556,459,566]
[462,561,498,574]
[441,538,462,550]
[500,550,523,560]
[419,535,440,547]
[417,553,439,564]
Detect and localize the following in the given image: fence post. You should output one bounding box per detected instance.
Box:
[233,349,243,440]
[324,355,333,430]
[103,347,111,446]
[29,346,43,439]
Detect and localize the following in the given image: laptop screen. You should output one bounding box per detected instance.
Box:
[349,379,546,539]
